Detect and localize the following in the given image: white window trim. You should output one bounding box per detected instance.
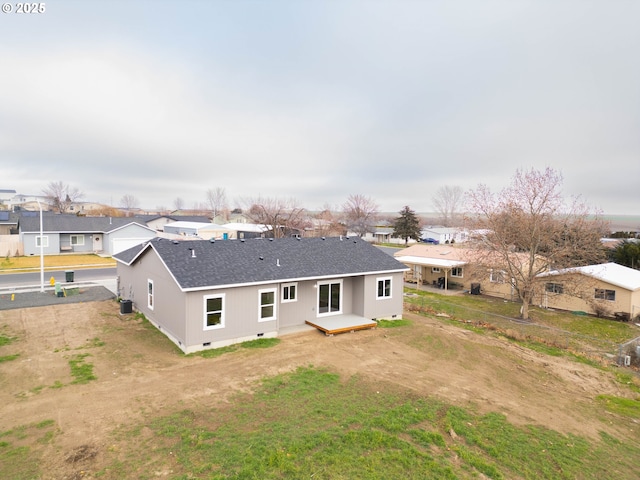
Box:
[70,234,85,246]
[451,267,464,278]
[258,288,277,322]
[317,279,343,317]
[432,267,441,273]
[35,235,49,248]
[376,276,393,300]
[489,269,505,283]
[281,282,298,303]
[147,279,154,310]
[203,293,225,330]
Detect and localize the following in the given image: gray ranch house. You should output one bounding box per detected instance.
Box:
[20,214,156,256]
[114,236,408,353]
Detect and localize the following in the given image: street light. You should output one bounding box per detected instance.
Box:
[36,199,44,293]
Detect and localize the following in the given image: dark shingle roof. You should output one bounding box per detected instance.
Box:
[19,214,152,233]
[115,236,407,290]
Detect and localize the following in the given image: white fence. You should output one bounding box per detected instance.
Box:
[0,235,23,257]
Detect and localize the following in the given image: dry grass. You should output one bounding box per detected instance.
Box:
[0,254,115,272]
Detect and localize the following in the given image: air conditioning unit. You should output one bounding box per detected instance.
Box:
[624,355,631,367]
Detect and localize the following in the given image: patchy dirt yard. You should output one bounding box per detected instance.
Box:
[0,299,637,478]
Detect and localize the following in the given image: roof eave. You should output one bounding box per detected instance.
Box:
[179,267,409,292]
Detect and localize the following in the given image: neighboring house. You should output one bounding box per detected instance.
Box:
[538,263,640,320]
[163,221,235,240]
[222,222,272,239]
[67,202,112,214]
[396,244,640,320]
[358,227,418,245]
[19,213,156,256]
[0,211,21,256]
[135,214,211,232]
[394,244,471,291]
[420,227,468,244]
[114,236,408,353]
[0,189,17,209]
[212,212,250,225]
[0,211,18,235]
[394,244,524,299]
[7,194,51,212]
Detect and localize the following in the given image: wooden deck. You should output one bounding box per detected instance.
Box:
[305,314,377,336]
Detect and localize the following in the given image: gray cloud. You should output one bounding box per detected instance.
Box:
[1,1,638,214]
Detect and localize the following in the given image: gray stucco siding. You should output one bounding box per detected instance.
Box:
[184,284,280,347]
[105,224,156,255]
[117,250,187,348]
[277,279,318,328]
[60,233,93,253]
[21,232,60,256]
[361,272,405,319]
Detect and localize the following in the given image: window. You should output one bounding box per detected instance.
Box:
[490,270,505,283]
[70,235,84,246]
[432,267,441,273]
[595,289,615,301]
[147,279,154,310]
[259,288,277,321]
[318,280,342,316]
[451,267,464,278]
[35,236,48,248]
[376,277,392,299]
[545,282,564,294]
[204,294,225,329]
[282,283,297,303]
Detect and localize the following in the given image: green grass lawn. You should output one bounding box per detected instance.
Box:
[2,287,639,478]
[93,366,639,479]
[404,287,637,346]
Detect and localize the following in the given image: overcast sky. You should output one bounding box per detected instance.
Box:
[1,1,639,214]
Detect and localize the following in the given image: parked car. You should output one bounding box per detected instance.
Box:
[421,237,439,245]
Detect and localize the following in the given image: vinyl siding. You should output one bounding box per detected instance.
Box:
[117,249,187,347]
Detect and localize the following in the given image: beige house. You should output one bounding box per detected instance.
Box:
[537,263,640,320]
[395,245,640,320]
[393,244,516,298]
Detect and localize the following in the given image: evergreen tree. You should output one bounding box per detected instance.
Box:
[610,239,640,269]
[393,206,421,246]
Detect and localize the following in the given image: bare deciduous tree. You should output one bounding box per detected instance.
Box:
[206,187,228,221]
[342,194,379,238]
[466,167,608,320]
[310,204,346,238]
[244,196,308,238]
[173,197,184,211]
[432,185,463,227]
[119,194,139,215]
[42,181,84,213]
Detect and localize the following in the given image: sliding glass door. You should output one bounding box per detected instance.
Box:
[318,280,342,316]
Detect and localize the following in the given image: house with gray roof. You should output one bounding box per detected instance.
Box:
[19,213,156,255]
[114,236,408,353]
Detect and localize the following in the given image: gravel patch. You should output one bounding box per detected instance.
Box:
[0,285,116,311]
